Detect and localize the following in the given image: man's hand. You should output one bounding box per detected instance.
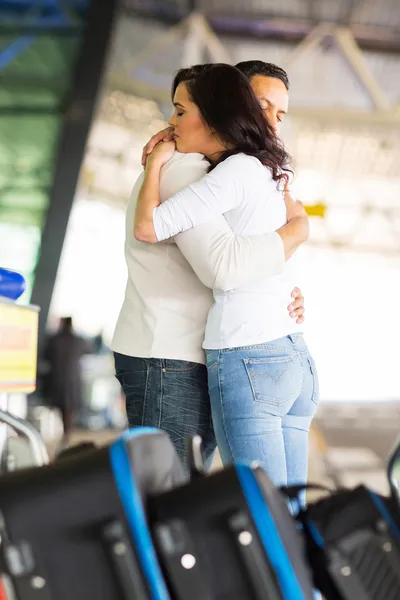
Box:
[141,126,175,167]
[276,189,309,261]
[284,188,308,228]
[288,287,305,325]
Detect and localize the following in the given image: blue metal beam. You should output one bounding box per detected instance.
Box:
[0,11,70,28]
[0,0,89,70]
[0,1,88,11]
[0,0,89,29]
[0,35,35,71]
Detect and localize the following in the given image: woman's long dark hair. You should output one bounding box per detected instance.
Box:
[172,63,292,183]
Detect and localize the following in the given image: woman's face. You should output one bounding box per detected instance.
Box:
[168,82,224,158]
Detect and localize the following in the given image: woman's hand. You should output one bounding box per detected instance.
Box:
[147,141,176,169]
[134,143,175,244]
[141,127,175,167]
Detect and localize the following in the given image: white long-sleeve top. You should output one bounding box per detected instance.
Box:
[111,152,286,363]
[152,153,302,350]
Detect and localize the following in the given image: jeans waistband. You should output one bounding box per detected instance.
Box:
[209,333,308,355]
[287,332,307,351]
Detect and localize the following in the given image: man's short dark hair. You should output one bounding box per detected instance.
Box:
[235,60,290,90]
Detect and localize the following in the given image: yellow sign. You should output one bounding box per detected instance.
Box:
[305,203,326,218]
[0,300,39,394]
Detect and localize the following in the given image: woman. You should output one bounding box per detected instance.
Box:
[134,63,318,492]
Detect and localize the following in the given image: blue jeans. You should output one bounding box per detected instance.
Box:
[206,333,319,492]
[114,353,216,472]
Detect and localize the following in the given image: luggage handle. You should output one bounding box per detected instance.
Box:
[0,511,53,600]
[387,437,400,506]
[281,483,336,513]
[101,520,149,600]
[227,511,284,600]
[153,518,212,600]
[187,436,205,479]
[280,483,335,500]
[0,540,53,600]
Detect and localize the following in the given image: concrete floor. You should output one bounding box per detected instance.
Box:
[46,421,392,499]
[7,399,399,500]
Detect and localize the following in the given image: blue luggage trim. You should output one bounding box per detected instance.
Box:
[369,491,400,544]
[236,464,305,600]
[110,428,170,600]
[304,520,325,549]
[305,490,400,554]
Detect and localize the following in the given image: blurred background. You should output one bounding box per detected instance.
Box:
[1,0,400,488]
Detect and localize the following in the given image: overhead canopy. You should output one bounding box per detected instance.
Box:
[78,2,400,255]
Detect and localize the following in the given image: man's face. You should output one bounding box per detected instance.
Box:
[249,75,289,135]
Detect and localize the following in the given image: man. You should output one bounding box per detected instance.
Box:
[112,61,307,469]
[44,317,91,446]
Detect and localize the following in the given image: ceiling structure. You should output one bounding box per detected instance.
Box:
[79,0,400,256]
[122,0,400,52]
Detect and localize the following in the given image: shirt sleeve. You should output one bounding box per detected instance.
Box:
[154,155,242,241]
[175,225,285,291]
[160,154,285,291]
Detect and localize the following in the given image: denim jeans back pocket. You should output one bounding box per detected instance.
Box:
[243,356,302,407]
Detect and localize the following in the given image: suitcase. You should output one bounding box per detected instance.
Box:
[295,439,400,600]
[0,428,187,600]
[148,458,315,600]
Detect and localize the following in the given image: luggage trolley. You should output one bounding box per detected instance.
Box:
[0,273,49,600]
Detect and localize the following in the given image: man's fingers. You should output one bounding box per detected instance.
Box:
[289,304,304,315]
[289,289,305,322]
[288,290,305,319]
[288,295,304,310]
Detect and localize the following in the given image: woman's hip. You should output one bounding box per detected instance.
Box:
[205,335,317,418]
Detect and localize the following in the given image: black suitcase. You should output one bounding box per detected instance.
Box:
[295,440,400,600]
[0,428,186,600]
[148,457,315,600]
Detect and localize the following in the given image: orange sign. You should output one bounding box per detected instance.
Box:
[0,300,39,394]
